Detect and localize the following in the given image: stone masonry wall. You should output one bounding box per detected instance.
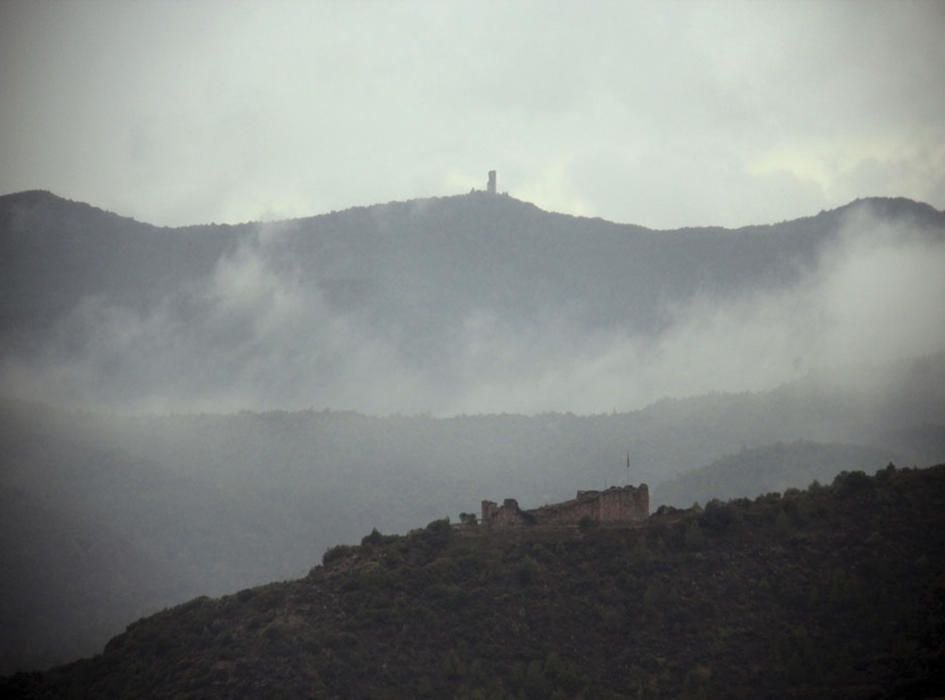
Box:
[599,485,649,522]
[531,497,599,525]
[481,484,648,529]
[481,498,532,527]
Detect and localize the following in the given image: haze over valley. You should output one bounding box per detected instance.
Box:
[2,189,944,673]
[2,0,945,692]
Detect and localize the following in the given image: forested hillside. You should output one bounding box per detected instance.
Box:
[2,350,943,673]
[2,190,943,414]
[6,463,945,698]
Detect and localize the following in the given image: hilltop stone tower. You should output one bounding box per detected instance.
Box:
[487,170,497,194]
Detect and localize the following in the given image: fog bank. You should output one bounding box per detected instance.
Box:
[1,209,942,416]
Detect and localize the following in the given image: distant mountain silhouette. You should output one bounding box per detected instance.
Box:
[3,189,943,412]
[2,189,942,356]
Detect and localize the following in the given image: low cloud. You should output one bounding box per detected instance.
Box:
[414,211,945,414]
[1,211,943,416]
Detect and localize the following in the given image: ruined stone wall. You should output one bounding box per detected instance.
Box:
[481,500,497,523]
[492,507,529,527]
[480,484,649,530]
[531,497,599,525]
[599,485,649,522]
[532,485,649,526]
[481,498,531,528]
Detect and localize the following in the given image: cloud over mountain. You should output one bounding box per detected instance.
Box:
[1,192,942,415]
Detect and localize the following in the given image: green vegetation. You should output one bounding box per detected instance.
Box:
[5,463,945,698]
[3,350,944,673]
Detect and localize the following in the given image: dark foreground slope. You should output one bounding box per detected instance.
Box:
[7,465,945,699]
[3,350,943,676]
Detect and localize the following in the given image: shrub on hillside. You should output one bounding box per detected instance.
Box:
[323,544,358,566]
[832,470,873,497]
[702,499,739,532]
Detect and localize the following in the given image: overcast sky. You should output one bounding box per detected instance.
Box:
[1,0,943,229]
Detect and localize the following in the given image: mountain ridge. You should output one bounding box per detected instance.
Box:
[4,187,943,414]
[2,187,943,232]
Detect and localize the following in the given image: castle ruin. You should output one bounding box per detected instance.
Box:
[487,170,497,194]
[479,484,649,529]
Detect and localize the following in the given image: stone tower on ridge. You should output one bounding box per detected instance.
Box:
[487,170,497,194]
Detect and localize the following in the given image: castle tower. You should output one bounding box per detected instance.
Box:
[487,170,496,194]
[481,500,498,524]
